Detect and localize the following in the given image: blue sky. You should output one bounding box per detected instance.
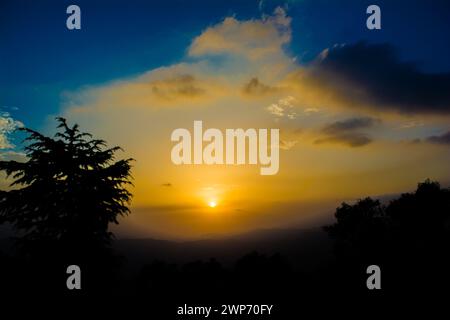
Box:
[2,0,450,131]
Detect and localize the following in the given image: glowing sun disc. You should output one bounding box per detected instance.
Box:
[208,201,217,208]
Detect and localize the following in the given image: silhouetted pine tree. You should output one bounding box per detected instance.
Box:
[0,117,133,256]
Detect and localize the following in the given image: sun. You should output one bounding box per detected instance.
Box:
[208,200,217,208]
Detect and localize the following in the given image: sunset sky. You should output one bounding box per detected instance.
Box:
[1,0,450,239]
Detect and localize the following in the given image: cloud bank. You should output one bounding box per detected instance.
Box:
[296,42,450,115]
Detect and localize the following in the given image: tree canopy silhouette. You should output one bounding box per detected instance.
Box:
[324,179,450,291]
[325,179,450,253]
[0,117,133,253]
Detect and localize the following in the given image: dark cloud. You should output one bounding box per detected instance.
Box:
[242,77,278,96]
[309,42,450,114]
[161,183,172,187]
[322,117,380,135]
[315,133,372,147]
[426,130,450,145]
[315,117,379,147]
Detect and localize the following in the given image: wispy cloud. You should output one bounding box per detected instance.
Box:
[400,121,424,129]
[0,150,27,161]
[266,96,297,119]
[315,117,380,147]
[161,183,173,187]
[280,139,298,150]
[0,112,23,149]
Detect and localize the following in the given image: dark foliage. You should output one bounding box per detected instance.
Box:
[0,117,133,257]
[324,179,450,292]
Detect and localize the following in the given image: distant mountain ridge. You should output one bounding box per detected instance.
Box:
[114,227,334,271]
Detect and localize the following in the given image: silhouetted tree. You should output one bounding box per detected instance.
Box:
[325,180,450,255]
[324,197,388,261]
[0,117,133,256]
[387,180,450,243]
[324,179,450,291]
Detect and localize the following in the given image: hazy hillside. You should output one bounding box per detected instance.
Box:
[114,227,334,272]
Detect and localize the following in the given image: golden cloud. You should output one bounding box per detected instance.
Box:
[189,7,291,61]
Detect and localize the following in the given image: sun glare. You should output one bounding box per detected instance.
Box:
[208,200,217,208]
